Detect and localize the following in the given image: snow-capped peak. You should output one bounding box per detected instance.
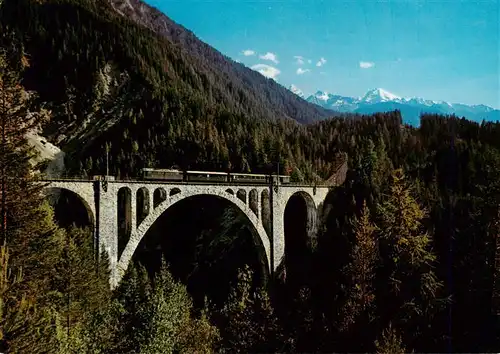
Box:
[314,90,330,101]
[289,84,305,98]
[361,88,401,103]
[304,86,499,127]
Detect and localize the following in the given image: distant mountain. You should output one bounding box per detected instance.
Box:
[360,88,402,103]
[292,87,500,126]
[306,90,359,113]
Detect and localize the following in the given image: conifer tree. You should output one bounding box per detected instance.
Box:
[376,168,445,349]
[216,265,286,353]
[1,31,114,353]
[99,262,219,353]
[0,36,63,353]
[374,323,407,354]
[0,33,53,257]
[49,226,111,349]
[338,200,378,333]
[0,243,35,352]
[139,263,219,354]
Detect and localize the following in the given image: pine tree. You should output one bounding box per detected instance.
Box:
[338,200,378,333]
[216,265,286,353]
[49,226,111,350]
[0,32,115,353]
[101,262,219,353]
[139,263,219,354]
[374,323,407,354]
[0,37,64,353]
[0,44,47,245]
[376,168,445,350]
[0,243,35,352]
[373,137,392,195]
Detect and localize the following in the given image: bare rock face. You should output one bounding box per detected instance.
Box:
[26,131,66,178]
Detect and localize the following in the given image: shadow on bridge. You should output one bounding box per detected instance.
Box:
[43,187,94,230]
[282,192,318,290]
[121,194,270,309]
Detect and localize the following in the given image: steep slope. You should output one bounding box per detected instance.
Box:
[289,84,305,99]
[106,0,336,125]
[0,0,341,177]
[0,0,334,140]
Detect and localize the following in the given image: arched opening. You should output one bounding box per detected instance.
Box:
[249,189,258,217]
[170,188,181,197]
[136,187,150,226]
[153,187,167,208]
[43,187,94,230]
[283,192,317,290]
[132,194,269,310]
[118,187,132,259]
[261,189,271,237]
[236,189,247,204]
[225,188,234,195]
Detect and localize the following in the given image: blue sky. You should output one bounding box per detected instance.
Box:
[144,0,499,108]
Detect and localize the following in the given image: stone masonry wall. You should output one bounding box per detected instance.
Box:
[113,183,272,287]
[42,180,333,288]
[271,185,330,272]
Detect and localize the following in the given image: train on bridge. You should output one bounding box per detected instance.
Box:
[140,168,292,184]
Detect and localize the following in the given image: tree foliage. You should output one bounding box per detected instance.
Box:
[214,265,288,353]
[338,200,378,333]
[375,168,446,350]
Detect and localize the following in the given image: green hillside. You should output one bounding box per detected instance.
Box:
[0,0,342,178]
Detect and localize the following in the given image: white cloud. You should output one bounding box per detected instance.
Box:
[296,68,310,75]
[251,64,281,79]
[259,52,279,64]
[242,49,255,56]
[359,61,375,69]
[308,59,312,64]
[316,57,327,67]
[294,55,305,65]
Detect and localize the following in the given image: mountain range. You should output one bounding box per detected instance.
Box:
[292,87,500,126]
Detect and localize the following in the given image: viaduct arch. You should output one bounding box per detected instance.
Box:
[42,182,97,233]
[116,187,272,284]
[40,180,333,288]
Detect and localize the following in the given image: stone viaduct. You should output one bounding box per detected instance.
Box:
[41,179,335,288]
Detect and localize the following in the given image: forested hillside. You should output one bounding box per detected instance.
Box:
[0,0,336,174]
